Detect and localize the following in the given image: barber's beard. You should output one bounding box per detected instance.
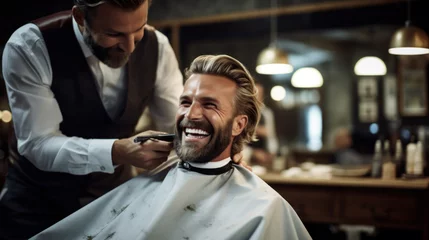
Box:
[83,28,132,68]
[174,118,233,164]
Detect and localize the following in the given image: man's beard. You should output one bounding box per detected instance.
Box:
[83,29,134,68]
[174,117,233,163]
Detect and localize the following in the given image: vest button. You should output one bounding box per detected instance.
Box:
[100,166,106,171]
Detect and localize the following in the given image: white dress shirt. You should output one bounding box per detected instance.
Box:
[2,18,183,175]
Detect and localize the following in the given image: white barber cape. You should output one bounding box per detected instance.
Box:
[31,159,311,240]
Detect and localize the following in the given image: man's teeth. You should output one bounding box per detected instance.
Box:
[185,128,209,136]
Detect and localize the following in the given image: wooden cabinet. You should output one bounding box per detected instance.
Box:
[340,189,420,228]
[276,186,337,223]
[262,175,429,239]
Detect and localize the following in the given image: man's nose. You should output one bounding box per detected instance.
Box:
[185,103,203,120]
[119,35,136,54]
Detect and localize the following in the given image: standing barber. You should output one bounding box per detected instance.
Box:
[0,0,182,239]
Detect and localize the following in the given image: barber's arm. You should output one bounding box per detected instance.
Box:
[2,25,116,175]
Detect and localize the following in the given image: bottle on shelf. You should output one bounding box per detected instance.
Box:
[382,140,396,180]
[406,141,417,175]
[394,139,405,178]
[371,139,382,178]
[417,126,428,176]
[414,141,424,176]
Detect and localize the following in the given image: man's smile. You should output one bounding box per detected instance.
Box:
[182,127,211,145]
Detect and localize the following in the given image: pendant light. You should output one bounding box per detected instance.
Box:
[388,0,429,55]
[354,56,387,76]
[291,67,323,88]
[256,0,293,75]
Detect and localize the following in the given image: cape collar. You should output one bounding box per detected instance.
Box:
[179,158,233,175]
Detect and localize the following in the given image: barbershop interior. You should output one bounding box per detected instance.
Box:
[1,0,429,239]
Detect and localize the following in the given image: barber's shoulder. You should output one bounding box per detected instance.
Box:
[150,29,175,60]
[6,23,45,49]
[152,30,169,45]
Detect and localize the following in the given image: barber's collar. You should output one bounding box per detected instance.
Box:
[72,17,94,58]
[179,157,233,175]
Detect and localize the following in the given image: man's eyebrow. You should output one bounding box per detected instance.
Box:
[179,95,219,103]
[199,96,220,104]
[179,95,190,101]
[106,21,147,34]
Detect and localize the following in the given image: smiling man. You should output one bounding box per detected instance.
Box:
[31,55,311,240]
[175,74,246,164]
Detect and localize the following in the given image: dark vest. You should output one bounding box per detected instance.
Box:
[7,11,158,211]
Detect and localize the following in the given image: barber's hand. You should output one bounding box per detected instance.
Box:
[232,151,252,172]
[112,130,173,170]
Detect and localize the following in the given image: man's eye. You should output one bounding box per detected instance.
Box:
[106,33,121,37]
[180,101,191,106]
[204,103,216,108]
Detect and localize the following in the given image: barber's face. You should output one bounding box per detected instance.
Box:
[174,74,238,163]
[78,2,148,68]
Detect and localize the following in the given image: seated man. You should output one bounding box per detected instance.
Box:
[31,55,311,240]
[332,127,371,166]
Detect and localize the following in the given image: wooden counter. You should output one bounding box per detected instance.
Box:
[260,174,429,239]
[262,173,429,189]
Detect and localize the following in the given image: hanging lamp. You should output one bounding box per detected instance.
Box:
[388,0,429,55]
[354,56,387,76]
[256,0,293,75]
[291,67,323,88]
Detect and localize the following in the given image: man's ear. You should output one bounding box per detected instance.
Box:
[72,6,85,27]
[232,115,248,137]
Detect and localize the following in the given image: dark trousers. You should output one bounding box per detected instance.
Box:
[0,166,82,240]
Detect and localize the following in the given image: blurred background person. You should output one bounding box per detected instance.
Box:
[331,127,372,166]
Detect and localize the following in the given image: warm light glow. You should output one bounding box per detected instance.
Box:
[388,47,429,55]
[389,24,429,56]
[1,110,12,123]
[256,47,293,75]
[354,56,387,76]
[291,67,323,88]
[270,86,286,101]
[256,63,294,75]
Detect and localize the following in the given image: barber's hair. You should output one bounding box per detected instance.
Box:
[74,0,151,22]
[184,55,262,157]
